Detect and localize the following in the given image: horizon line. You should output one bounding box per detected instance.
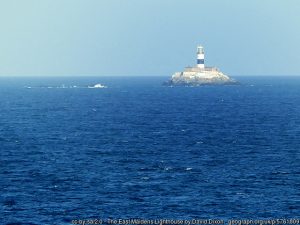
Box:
[0,74,300,78]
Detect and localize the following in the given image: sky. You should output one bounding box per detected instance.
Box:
[0,0,300,76]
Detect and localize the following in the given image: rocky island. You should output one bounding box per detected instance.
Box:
[165,45,238,86]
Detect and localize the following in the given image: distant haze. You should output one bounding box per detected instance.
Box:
[0,0,299,76]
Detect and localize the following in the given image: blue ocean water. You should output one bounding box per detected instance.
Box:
[0,76,300,224]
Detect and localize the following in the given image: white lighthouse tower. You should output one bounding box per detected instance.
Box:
[197,45,205,69]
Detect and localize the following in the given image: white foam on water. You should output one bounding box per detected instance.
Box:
[88,83,107,88]
[25,84,108,89]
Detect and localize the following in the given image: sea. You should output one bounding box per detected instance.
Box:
[0,76,299,224]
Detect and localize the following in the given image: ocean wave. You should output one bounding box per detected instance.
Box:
[25,83,107,89]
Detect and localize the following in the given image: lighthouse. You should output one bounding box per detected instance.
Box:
[197,45,205,69]
[166,44,238,86]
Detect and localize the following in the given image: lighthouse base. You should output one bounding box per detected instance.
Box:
[165,67,238,86]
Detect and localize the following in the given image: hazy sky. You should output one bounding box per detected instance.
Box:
[0,0,299,76]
